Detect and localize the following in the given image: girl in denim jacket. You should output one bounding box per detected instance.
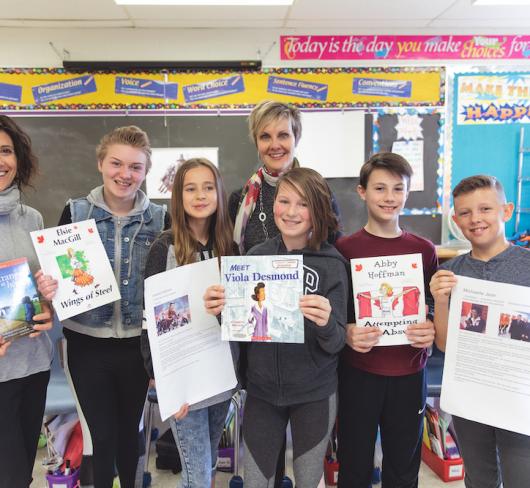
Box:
[37,126,167,488]
[141,158,237,488]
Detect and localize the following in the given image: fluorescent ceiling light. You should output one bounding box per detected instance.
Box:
[473,0,530,5]
[115,0,293,5]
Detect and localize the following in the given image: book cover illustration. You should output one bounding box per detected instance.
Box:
[221,255,304,343]
[350,253,426,346]
[0,257,41,340]
[30,219,121,321]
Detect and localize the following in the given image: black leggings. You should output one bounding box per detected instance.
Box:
[337,365,426,488]
[0,370,50,488]
[65,330,149,488]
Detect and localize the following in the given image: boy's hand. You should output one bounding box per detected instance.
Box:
[406,319,435,348]
[430,270,457,304]
[28,302,54,338]
[345,323,382,353]
[299,295,331,327]
[35,270,59,301]
[173,403,190,421]
[203,285,225,316]
[0,337,11,356]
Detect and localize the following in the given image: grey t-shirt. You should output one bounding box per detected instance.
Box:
[440,245,530,288]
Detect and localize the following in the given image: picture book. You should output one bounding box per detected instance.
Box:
[0,257,41,340]
[221,255,304,343]
[350,253,426,346]
[30,219,120,321]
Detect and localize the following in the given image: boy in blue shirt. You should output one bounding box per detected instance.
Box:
[431,174,530,488]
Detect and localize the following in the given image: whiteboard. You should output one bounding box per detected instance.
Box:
[295,111,365,178]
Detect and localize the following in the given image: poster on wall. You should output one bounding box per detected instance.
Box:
[456,72,530,125]
[280,35,530,61]
[146,147,219,199]
[296,110,365,178]
[373,108,443,214]
[0,67,444,111]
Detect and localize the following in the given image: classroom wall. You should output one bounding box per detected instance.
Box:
[1,27,529,68]
[452,122,530,237]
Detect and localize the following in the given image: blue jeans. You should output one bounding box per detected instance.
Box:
[170,399,231,488]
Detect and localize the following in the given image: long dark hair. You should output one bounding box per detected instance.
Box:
[0,115,38,189]
[170,158,234,265]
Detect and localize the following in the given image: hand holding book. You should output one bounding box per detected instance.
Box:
[0,337,10,356]
[35,270,59,301]
[345,324,382,353]
[203,285,226,316]
[404,305,435,348]
[299,295,331,327]
[27,301,54,338]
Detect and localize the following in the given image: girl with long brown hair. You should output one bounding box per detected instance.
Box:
[206,167,349,488]
[141,158,236,488]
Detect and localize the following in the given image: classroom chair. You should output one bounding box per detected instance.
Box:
[425,344,445,397]
[44,318,77,417]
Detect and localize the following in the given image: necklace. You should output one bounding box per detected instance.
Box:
[258,188,268,239]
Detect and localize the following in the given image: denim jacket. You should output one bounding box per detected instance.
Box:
[67,194,165,334]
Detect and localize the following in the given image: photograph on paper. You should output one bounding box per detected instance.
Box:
[498,311,530,342]
[154,295,191,336]
[459,302,488,334]
[146,147,219,199]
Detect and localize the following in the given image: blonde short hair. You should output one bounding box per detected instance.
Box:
[248,100,302,146]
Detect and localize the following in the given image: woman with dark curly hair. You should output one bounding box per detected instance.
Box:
[0,115,54,487]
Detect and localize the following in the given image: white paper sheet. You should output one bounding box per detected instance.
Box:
[295,111,365,178]
[146,147,219,199]
[144,258,237,421]
[441,275,530,435]
[391,139,424,192]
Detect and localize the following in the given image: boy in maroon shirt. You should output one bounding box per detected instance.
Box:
[336,152,437,488]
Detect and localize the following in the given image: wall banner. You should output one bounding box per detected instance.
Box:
[280,35,530,61]
[456,72,530,125]
[0,67,443,112]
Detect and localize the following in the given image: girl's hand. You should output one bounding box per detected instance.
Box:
[29,301,54,338]
[299,294,331,327]
[345,323,382,353]
[203,285,225,316]
[430,270,457,304]
[173,403,190,421]
[406,319,435,348]
[36,270,59,301]
[0,337,11,356]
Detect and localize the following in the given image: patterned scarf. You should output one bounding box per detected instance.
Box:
[233,158,299,254]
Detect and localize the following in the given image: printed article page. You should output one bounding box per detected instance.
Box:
[441,275,530,435]
[144,258,237,421]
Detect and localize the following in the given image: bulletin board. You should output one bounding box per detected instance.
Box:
[373,108,444,216]
[447,70,530,239]
[0,66,444,111]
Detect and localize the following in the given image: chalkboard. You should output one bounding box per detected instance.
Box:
[375,111,441,211]
[13,113,441,244]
